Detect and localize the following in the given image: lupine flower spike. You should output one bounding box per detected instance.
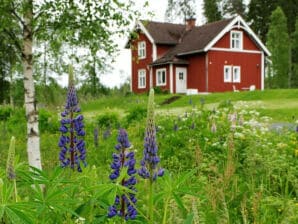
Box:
[6,136,16,180]
[58,65,86,172]
[6,136,18,202]
[139,89,164,181]
[108,129,137,220]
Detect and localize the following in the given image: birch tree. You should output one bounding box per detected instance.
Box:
[0,0,139,169]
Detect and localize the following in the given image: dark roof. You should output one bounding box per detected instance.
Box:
[143,18,234,65]
[143,21,186,45]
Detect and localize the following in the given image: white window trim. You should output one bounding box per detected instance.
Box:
[230,31,243,50]
[138,41,146,59]
[224,65,241,83]
[156,68,167,86]
[233,66,241,83]
[138,69,146,89]
[224,66,232,83]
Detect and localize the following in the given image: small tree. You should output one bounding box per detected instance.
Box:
[266,7,290,88]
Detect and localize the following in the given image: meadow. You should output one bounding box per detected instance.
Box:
[0,89,297,223]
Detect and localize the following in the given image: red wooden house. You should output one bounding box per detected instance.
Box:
[127,15,270,94]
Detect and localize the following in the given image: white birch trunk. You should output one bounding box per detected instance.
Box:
[23,0,42,170]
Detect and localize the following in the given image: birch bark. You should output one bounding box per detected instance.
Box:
[23,0,42,170]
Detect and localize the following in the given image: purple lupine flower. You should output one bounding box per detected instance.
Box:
[94,128,99,147]
[108,129,137,220]
[103,128,111,139]
[58,66,86,172]
[138,89,164,181]
[173,123,179,131]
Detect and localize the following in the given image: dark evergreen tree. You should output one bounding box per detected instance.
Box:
[267,7,290,88]
[247,0,278,43]
[291,18,298,88]
[203,0,222,23]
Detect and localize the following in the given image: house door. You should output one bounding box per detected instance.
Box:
[176,67,187,93]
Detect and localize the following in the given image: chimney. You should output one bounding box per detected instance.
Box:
[185,18,196,31]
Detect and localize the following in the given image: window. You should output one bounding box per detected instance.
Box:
[138,41,146,59]
[233,66,241,83]
[230,31,243,50]
[224,66,232,82]
[138,69,146,88]
[224,65,241,83]
[156,68,166,86]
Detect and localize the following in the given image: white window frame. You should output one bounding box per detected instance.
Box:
[138,69,146,89]
[156,68,166,86]
[224,66,232,82]
[138,41,146,59]
[230,31,243,50]
[233,66,241,83]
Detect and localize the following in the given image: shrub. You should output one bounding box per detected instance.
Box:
[0,106,12,121]
[96,112,120,129]
[39,108,59,133]
[125,106,147,125]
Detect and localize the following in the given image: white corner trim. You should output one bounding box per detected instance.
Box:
[137,21,154,44]
[169,64,173,93]
[204,15,271,56]
[261,52,265,90]
[153,44,157,61]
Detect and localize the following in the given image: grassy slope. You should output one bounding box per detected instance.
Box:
[81,89,298,122]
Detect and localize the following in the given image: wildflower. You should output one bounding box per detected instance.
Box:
[139,89,164,181]
[211,121,217,133]
[6,136,16,180]
[190,122,195,129]
[58,65,86,172]
[94,128,99,147]
[108,129,137,220]
[103,128,111,139]
[173,123,179,131]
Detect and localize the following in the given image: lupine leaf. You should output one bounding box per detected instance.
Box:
[183,213,194,224]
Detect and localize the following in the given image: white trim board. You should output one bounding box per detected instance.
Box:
[210,47,262,54]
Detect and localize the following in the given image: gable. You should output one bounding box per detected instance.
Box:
[204,16,270,56]
[213,28,260,51]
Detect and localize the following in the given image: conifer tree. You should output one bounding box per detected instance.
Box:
[203,0,222,23]
[266,7,290,88]
[165,0,196,23]
[222,0,246,18]
[291,18,298,88]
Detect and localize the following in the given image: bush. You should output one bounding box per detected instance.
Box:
[0,106,12,121]
[39,108,59,133]
[96,112,120,129]
[125,106,147,125]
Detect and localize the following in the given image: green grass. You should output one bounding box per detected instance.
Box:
[80,89,298,123]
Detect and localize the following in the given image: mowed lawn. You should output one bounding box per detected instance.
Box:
[80,89,298,122]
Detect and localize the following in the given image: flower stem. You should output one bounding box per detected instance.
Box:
[162,197,170,224]
[13,179,18,202]
[149,178,154,224]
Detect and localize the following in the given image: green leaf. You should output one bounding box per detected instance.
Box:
[183,213,194,224]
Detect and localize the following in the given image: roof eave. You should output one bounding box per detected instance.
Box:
[177,49,205,56]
